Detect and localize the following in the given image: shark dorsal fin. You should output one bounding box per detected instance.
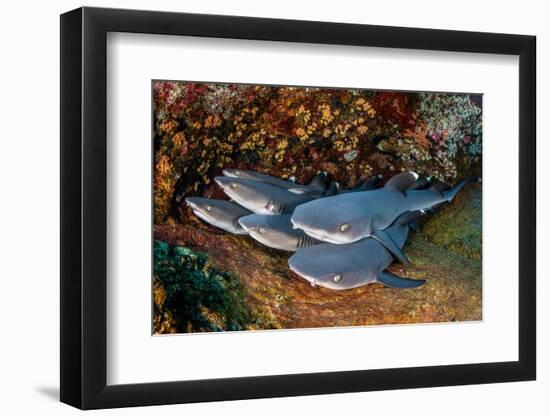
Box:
[308,172,328,190]
[384,172,419,194]
[359,175,383,191]
[323,182,339,196]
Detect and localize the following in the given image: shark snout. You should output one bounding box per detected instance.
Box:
[288,255,317,287]
[184,197,199,209]
[237,217,252,232]
[291,217,348,244]
[290,215,320,236]
[214,176,228,188]
[238,214,262,233]
[222,169,239,178]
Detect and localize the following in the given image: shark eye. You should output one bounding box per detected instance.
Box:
[340,223,350,232]
[333,274,343,283]
[258,227,266,234]
[206,206,212,211]
[231,182,239,188]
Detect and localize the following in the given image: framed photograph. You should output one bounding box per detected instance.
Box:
[60,6,536,409]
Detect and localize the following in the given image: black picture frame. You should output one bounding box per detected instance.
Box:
[60,6,536,410]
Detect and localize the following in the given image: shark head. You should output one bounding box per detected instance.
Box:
[238,214,298,250]
[184,197,222,224]
[184,197,249,234]
[222,168,244,178]
[215,176,298,214]
[288,243,378,290]
[214,176,263,202]
[290,198,371,244]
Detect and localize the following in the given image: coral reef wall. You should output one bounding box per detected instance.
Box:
[153,81,482,224]
[152,81,483,333]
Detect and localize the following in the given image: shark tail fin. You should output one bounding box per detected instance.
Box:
[442,177,479,201]
[377,271,426,289]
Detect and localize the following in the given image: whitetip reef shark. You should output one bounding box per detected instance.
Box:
[288,211,426,290]
[238,214,320,251]
[215,176,338,215]
[222,169,329,194]
[185,197,251,234]
[290,171,478,264]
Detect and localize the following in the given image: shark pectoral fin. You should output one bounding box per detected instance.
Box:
[377,271,426,289]
[384,171,419,194]
[372,229,410,265]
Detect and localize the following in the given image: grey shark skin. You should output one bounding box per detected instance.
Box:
[239,214,320,251]
[288,213,426,290]
[185,197,251,234]
[215,176,336,215]
[290,172,478,263]
[222,169,328,194]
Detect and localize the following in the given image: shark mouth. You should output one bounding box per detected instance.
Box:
[192,209,212,224]
[291,218,358,245]
[247,232,272,248]
[288,263,318,287]
[298,228,348,245]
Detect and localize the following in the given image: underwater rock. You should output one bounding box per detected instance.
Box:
[154,222,482,331]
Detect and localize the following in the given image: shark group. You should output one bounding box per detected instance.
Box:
[185,169,478,290]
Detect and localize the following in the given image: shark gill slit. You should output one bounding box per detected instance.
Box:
[297,234,313,248]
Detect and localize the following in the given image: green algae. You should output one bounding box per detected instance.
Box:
[419,183,482,260]
[153,240,278,333]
